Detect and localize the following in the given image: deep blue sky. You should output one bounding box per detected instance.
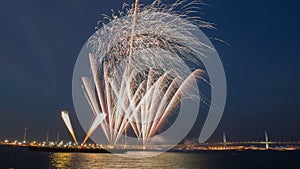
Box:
[0,0,299,142]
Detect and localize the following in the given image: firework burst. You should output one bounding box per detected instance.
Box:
[80,0,214,146]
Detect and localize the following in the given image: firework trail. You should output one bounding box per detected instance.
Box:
[82,113,106,145]
[128,0,139,70]
[61,111,78,144]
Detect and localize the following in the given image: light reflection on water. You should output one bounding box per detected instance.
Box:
[49,153,203,169]
[1,147,299,169]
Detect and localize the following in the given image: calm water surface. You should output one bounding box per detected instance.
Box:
[0,146,299,169]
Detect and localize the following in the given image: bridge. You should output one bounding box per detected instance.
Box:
[200,131,300,149]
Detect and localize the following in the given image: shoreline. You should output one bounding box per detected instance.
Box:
[1,144,299,154]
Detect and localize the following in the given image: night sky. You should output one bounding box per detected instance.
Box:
[0,0,299,142]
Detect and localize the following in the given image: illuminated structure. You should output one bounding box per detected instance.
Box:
[265,131,269,149]
[61,111,78,144]
[223,132,227,149]
[23,127,28,143]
